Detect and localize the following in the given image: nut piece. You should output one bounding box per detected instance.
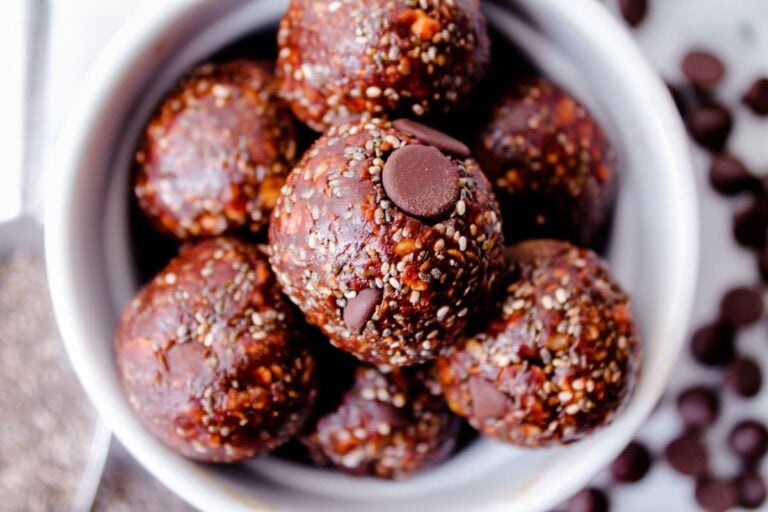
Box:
[475,77,617,247]
[269,118,506,366]
[302,366,459,479]
[115,238,316,462]
[134,60,297,240]
[276,0,490,131]
[437,240,641,447]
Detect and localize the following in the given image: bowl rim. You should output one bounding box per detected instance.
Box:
[45,0,699,511]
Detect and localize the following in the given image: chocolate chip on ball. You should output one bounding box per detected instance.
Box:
[135,60,296,240]
[301,366,459,479]
[726,357,763,398]
[676,386,720,429]
[690,323,735,366]
[269,118,505,366]
[115,238,316,462]
[665,433,708,477]
[277,0,490,131]
[437,240,640,447]
[729,420,768,463]
[695,477,738,512]
[610,441,652,483]
[474,77,617,247]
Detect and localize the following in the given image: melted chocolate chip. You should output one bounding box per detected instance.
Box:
[393,119,470,158]
[677,386,720,429]
[695,478,738,512]
[383,145,461,220]
[725,357,763,398]
[690,323,735,366]
[729,420,768,462]
[468,376,508,418]
[343,288,381,333]
[743,77,768,116]
[665,434,708,477]
[610,441,652,483]
[682,50,726,88]
[720,287,764,327]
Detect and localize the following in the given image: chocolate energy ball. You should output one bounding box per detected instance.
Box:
[437,240,640,447]
[276,0,490,131]
[301,365,459,478]
[115,238,316,462]
[269,118,505,366]
[135,60,297,240]
[475,77,617,247]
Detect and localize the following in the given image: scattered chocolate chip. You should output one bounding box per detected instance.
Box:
[559,487,610,512]
[618,0,648,28]
[667,82,688,116]
[610,441,652,483]
[665,433,708,477]
[393,119,470,158]
[677,386,719,429]
[695,477,738,512]
[342,288,381,333]
[687,103,733,152]
[736,473,767,509]
[720,287,764,326]
[682,50,726,88]
[725,357,763,398]
[468,376,508,418]
[743,77,768,116]
[733,201,768,248]
[758,245,768,284]
[690,323,735,366]
[382,145,461,220]
[729,420,768,462]
[709,155,758,196]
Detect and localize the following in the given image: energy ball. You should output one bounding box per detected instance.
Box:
[437,240,640,447]
[269,118,505,366]
[115,237,316,462]
[135,60,297,240]
[302,365,459,478]
[276,0,490,131]
[475,77,617,247]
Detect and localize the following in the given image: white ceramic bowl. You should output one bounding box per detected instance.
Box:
[45,0,698,510]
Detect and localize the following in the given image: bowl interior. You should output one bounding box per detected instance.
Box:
[47,0,697,511]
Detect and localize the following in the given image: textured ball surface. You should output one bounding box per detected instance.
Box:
[437,240,640,447]
[276,0,490,131]
[135,60,297,240]
[475,77,617,247]
[269,118,505,366]
[302,365,459,478]
[115,238,316,462]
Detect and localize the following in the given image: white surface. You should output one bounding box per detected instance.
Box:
[43,0,697,511]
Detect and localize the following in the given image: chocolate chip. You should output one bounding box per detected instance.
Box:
[610,441,652,483]
[729,420,768,462]
[343,288,381,333]
[720,287,764,326]
[682,50,726,88]
[667,82,688,116]
[733,201,768,248]
[736,473,767,509]
[468,376,508,418]
[677,386,719,429]
[709,155,758,196]
[695,477,738,512]
[382,145,461,220]
[743,77,768,116]
[665,434,708,477]
[393,119,470,158]
[759,245,768,284]
[559,487,610,512]
[690,323,735,366]
[725,357,763,398]
[686,103,733,152]
[618,0,648,27]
